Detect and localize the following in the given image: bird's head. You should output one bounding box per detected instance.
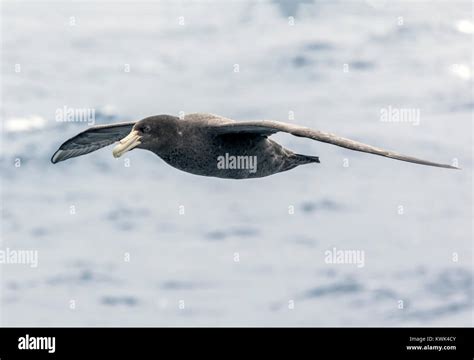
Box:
[112,115,178,158]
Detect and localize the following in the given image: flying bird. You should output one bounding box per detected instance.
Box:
[51,113,458,179]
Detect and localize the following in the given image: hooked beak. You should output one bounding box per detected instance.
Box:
[113,130,142,158]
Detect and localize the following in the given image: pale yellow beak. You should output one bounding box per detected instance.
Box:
[113,130,142,158]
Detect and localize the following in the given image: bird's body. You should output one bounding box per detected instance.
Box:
[144,113,316,178]
[51,112,458,178]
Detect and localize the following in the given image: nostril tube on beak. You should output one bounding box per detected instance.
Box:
[112,130,141,158]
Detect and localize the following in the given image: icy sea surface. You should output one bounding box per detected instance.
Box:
[0,0,472,326]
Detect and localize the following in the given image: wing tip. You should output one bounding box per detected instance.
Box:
[436,162,460,170]
[421,163,460,170]
[432,163,460,170]
[51,150,62,164]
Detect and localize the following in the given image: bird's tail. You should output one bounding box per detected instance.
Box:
[292,153,320,164]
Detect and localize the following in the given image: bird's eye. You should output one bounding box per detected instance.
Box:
[142,125,151,134]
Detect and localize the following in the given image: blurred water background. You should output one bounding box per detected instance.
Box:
[0,0,472,326]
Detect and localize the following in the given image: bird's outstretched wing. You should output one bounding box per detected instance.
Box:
[211,120,458,169]
[51,122,136,163]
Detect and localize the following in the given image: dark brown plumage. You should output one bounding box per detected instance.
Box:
[51,113,459,179]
